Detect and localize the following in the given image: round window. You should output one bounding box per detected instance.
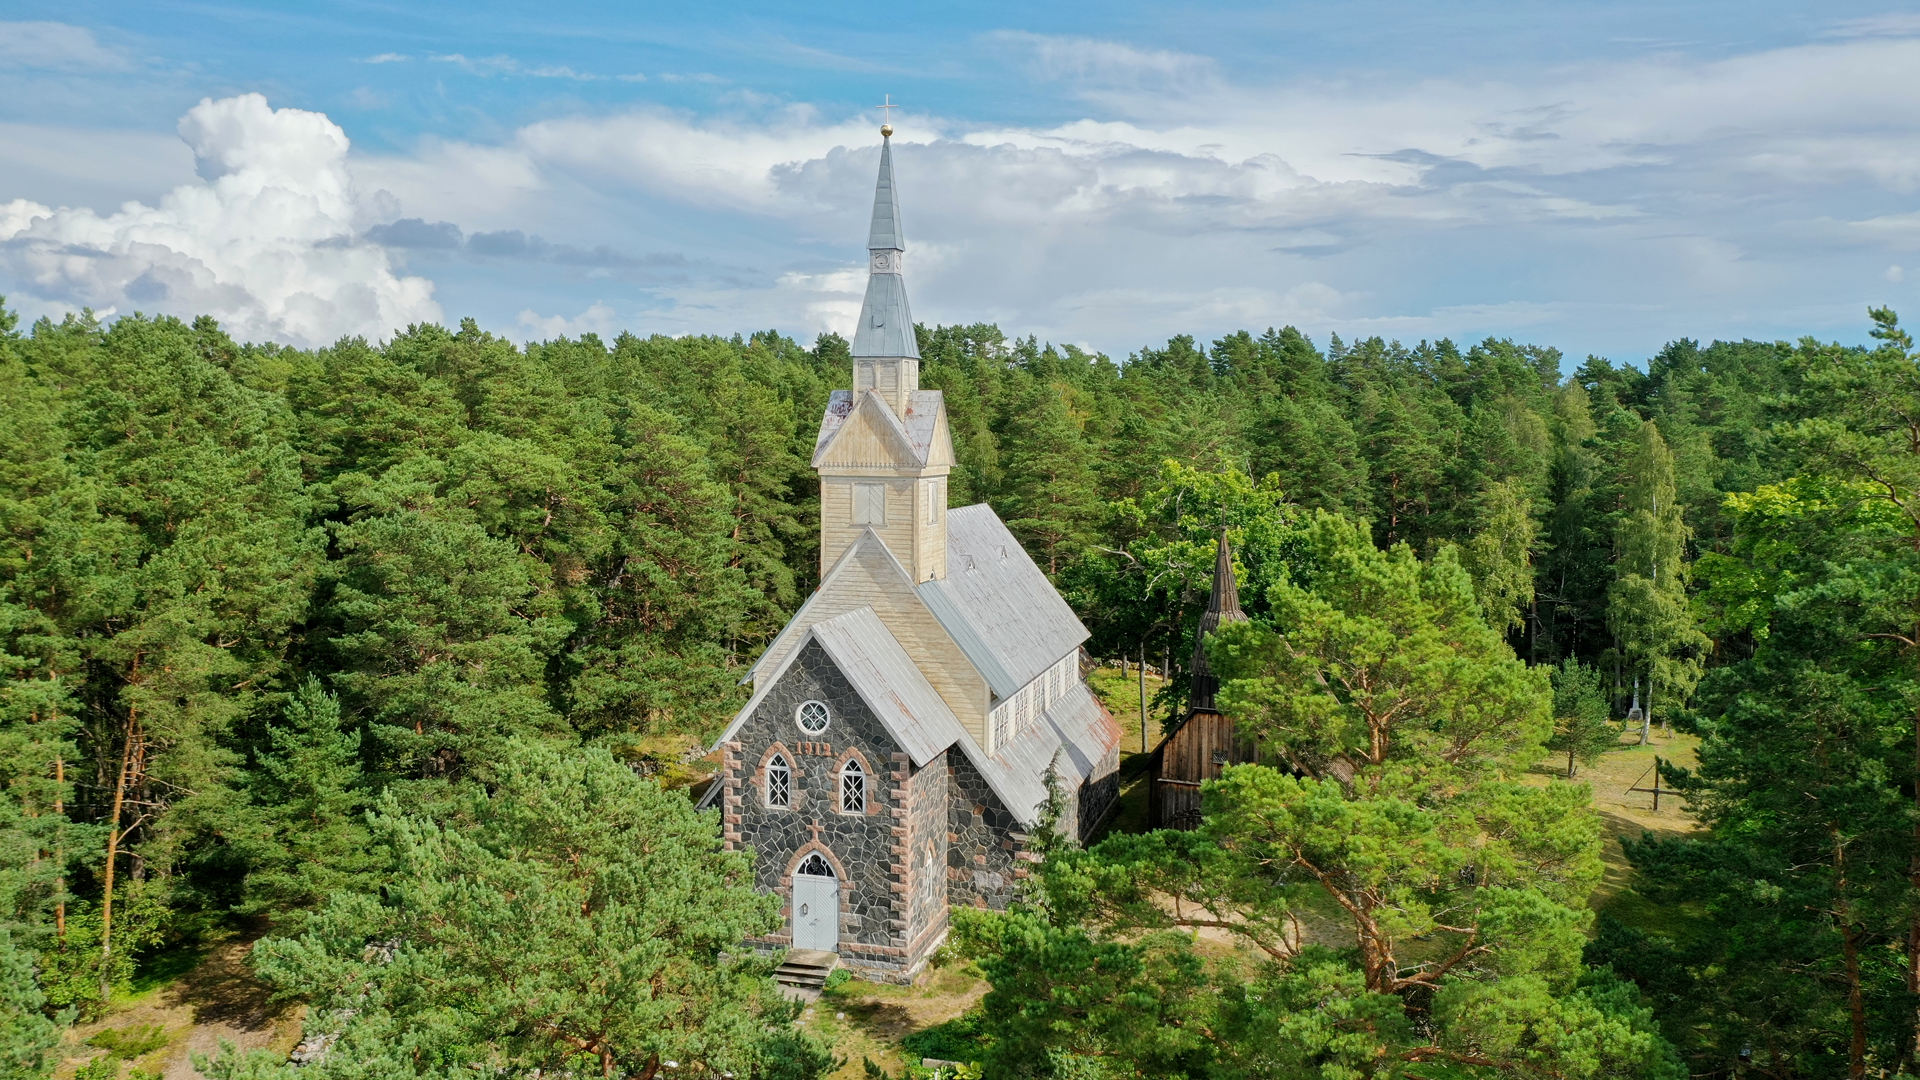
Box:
[796,700,831,734]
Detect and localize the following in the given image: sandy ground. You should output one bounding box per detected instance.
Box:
[800,965,990,1079]
[1528,726,1702,910]
[55,939,302,1080]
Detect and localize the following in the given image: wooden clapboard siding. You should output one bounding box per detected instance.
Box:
[759,535,991,745]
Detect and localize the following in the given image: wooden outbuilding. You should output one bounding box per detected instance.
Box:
[1148,531,1258,829]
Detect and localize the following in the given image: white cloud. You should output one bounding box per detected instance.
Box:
[1820,13,1920,38]
[0,93,439,346]
[993,31,1218,91]
[517,301,618,339]
[0,21,127,71]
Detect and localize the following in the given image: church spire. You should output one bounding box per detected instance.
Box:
[867,135,904,252]
[851,129,921,380]
[1188,530,1247,715]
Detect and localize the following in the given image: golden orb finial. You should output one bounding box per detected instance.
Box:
[876,94,898,140]
[880,123,893,138]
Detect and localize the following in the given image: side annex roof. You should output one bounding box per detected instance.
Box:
[954,679,1121,827]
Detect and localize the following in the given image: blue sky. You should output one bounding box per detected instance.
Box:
[2,2,1917,365]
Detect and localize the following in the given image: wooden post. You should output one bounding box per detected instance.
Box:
[1652,756,1662,812]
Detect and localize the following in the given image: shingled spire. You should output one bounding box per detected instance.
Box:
[1188,530,1247,714]
[851,131,921,409]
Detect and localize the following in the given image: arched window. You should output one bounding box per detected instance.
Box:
[840,759,866,814]
[797,852,834,877]
[765,754,791,809]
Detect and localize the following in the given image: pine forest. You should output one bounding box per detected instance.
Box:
[9,298,1920,1079]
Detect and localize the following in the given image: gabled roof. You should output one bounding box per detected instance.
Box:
[712,606,967,769]
[742,527,915,685]
[811,607,967,766]
[919,505,1090,698]
[812,389,948,469]
[956,681,1120,827]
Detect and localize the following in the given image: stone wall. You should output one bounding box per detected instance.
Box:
[945,750,1027,911]
[1077,742,1121,844]
[898,747,951,969]
[726,639,905,972]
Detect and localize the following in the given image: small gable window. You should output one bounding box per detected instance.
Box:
[765,754,791,809]
[796,700,831,735]
[854,482,887,526]
[840,759,867,814]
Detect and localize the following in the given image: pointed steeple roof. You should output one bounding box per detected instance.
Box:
[868,136,904,251]
[852,133,919,359]
[1188,529,1247,715]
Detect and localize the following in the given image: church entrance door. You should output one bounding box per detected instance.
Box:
[792,853,839,953]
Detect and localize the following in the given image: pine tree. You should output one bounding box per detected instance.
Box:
[998,378,1100,574]
[1608,421,1707,742]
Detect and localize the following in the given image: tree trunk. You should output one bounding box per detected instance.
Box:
[100,656,141,1003]
[53,753,65,940]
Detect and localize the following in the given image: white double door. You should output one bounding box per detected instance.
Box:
[791,870,840,953]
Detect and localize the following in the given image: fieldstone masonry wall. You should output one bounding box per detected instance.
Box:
[725,639,948,979]
[945,751,1027,911]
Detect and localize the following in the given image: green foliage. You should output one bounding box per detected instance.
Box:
[86,1023,169,1059]
[897,1010,989,1064]
[247,739,822,1078]
[1548,659,1616,777]
[0,928,66,1080]
[957,518,1672,1078]
[4,292,1910,1074]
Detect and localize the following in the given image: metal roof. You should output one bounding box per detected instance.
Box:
[955,681,1120,826]
[713,603,966,768]
[850,267,919,359]
[812,389,945,467]
[868,137,904,251]
[810,607,967,767]
[921,505,1090,697]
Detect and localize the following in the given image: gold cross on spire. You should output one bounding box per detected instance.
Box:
[876,94,898,137]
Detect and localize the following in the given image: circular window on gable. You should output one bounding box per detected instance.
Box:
[796,700,831,735]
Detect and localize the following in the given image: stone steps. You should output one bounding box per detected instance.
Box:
[774,948,839,990]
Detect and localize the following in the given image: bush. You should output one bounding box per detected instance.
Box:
[898,1011,990,1064]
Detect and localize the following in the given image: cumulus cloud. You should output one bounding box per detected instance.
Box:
[518,301,619,339]
[0,94,439,346]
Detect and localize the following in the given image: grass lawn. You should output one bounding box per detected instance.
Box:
[801,964,990,1079]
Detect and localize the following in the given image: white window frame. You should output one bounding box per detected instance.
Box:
[853,482,887,526]
[796,700,831,735]
[765,753,792,809]
[839,759,867,814]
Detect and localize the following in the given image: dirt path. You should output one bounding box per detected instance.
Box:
[56,939,302,1079]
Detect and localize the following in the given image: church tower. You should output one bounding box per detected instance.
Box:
[811,125,954,582]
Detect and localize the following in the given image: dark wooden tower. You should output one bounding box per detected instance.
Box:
[1148,530,1256,829]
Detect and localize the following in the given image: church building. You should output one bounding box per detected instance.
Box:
[703,124,1123,981]
[1148,531,1258,829]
